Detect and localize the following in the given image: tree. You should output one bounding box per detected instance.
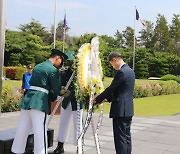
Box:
[152,14,171,52]
[134,48,150,78]
[149,52,169,77]
[114,30,124,48]
[170,14,180,54]
[65,36,80,51]
[98,38,112,77]
[77,33,97,48]
[8,53,20,66]
[100,35,117,48]
[165,53,180,75]
[19,18,50,43]
[53,40,68,52]
[5,30,51,66]
[5,31,27,66]
[122,26,135,50]
[139,21,154,49]
[54,21,70,42]
[22,54,35,66]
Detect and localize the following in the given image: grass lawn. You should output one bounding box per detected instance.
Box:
[100,77,180,116]
[101,94,180,116]
[104,77,166,87]
[134,94,180,116]
[3,80,22,88]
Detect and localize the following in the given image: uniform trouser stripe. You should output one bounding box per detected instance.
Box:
[43,113,47,154]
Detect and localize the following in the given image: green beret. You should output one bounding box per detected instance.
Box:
[66,51,75,61]
[51,49,68,60]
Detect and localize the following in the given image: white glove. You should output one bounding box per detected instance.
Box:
[57,96,61,100]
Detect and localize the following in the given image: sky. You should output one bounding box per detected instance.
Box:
[6,0,180,37]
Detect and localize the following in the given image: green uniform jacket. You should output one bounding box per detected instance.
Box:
[20,60,61,114]
[61,68,83,111]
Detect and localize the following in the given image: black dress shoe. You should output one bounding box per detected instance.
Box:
[53,142,64,154]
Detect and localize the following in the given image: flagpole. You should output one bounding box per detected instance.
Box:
[53,0,57,49]
[63,27,66,52]
[62,11,66,53]
[133,6,136,71]
[0,0,6,117]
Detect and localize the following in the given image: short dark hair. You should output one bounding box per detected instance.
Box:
[108,52,123,61]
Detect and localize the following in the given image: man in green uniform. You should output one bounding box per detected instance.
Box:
[52,51,83,154]
[11,49,68,154]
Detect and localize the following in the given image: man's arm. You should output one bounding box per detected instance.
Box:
[95,70,124,103]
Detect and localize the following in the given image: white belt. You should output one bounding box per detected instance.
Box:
[29,86,49,94]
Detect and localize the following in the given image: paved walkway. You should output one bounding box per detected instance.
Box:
[1,111,180,154]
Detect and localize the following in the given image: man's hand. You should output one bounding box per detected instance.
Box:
[60,88,70,97]
[93,100,100,105]
[93,98,107,105]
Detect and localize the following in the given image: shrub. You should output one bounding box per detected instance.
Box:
[5,67,16,79]
[134,80,180,98]
[134,86,150,98]
[5,66,25,80]
[151,83,162,96]
[14,67,26,80]
[159,80,180,95]
[160,74,180,83]
[1,86,22,113]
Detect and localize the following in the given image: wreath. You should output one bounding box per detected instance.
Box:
[75,36,104,108]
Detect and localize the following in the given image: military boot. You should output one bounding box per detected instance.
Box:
[53,142,64,154]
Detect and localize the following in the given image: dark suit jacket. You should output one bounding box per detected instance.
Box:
[95,64,135,118]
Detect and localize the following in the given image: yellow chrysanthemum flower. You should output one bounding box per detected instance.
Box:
[77,37,104,96]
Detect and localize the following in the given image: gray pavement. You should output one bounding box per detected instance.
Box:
[1,111,180,154]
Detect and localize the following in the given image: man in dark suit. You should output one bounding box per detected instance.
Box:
[94,52,135,154]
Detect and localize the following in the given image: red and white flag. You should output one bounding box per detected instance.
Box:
[136,9,146,27]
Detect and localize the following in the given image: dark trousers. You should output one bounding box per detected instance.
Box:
[113,117,132,154]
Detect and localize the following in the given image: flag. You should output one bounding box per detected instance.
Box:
[140,19,146,27]
[63,13,67,28]
[136,8,145,27]
[136,9,139,20]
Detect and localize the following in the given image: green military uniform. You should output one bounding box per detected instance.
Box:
[61,68,83,111]
[20,59,61,114]
[12,49,68,154]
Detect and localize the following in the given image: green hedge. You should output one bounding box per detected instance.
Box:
[160,74,180,83]
[5,66,25,80]
[134,80,180,98]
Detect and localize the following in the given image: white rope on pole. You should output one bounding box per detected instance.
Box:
[0,0,6,118]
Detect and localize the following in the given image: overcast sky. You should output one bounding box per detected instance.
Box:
[6,0,180,37]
